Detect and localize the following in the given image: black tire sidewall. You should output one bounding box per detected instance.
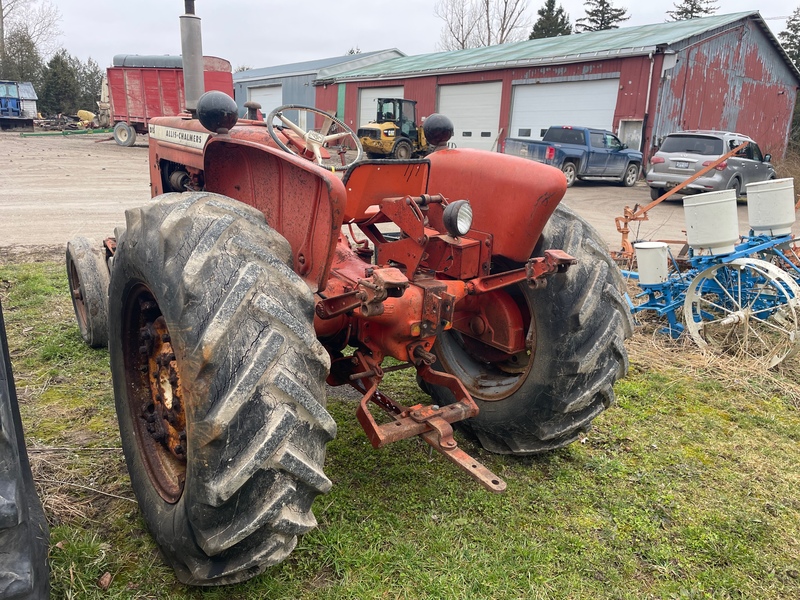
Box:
[107,229,206,578]
[108,192,335,585]
[66,237,110,348]
[562,162,576,187]
[429,204,632,453]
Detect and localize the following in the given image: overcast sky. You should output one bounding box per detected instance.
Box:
[55,1,792,70]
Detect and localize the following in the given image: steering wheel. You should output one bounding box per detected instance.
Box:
[266,104,363,171]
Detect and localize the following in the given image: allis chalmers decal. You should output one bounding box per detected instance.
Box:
[148,124,210,150]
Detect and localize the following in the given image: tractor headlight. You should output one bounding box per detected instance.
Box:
[443,200,473,237]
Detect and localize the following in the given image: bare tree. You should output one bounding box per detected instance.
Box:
[0,0,60,69]
[435,0,481,50]
[435,0,530,50]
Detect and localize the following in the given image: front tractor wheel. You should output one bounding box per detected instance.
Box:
[66,236,110,348]
[108,192,336,585]
[425,204,633,454]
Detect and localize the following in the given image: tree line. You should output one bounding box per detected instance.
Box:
[434,0,723,49]
[0,0,102,116]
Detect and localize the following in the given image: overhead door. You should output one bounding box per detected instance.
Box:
[509,79,620,140]
[437,82,502,151]
[358,86,404,127]
[248,84,283,122]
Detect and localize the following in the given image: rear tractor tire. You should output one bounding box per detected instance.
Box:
[0,301,50,599]
[66,236,110,348]
[108,192,336,585]
[424,204,633,454]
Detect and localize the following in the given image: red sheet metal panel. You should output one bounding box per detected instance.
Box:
[653,20,797,159]
[108,58,233,128]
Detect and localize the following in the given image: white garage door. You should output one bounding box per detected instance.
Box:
[509,79,619,140]
[248,85,283,122]
[358,86,404,127]
[438,82,502,151]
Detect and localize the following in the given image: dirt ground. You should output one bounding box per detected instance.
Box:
[1,130,795,264]
[0,131,151,263]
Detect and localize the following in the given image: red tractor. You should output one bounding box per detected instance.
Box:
[65,1,632,586]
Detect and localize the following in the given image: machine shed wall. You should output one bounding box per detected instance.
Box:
[653,19,797,159]
[233,73,316,116]
[337,59,642,145]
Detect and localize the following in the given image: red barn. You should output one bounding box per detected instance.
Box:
[315,11,799,160]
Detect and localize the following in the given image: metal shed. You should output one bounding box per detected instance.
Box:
[16,82,37,119]
[317,12,799,159]
[233,49,404,124]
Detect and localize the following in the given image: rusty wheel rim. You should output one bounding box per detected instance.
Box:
[121,284,186,503]
[436,287,534,402]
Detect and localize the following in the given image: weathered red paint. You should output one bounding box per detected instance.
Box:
[146,111,567,488]
[108,57,233,132]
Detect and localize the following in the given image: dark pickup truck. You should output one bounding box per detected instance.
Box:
[503,126,643,187]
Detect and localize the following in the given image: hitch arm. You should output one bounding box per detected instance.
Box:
[466,249,576,294]
[351,360,506,493]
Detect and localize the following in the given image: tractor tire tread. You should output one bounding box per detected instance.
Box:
[109,192,334,586]
[66,236,110,348]
[429,204,632,455]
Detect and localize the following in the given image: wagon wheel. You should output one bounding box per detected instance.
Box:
[267,104,363,171]
[683,258,800,368]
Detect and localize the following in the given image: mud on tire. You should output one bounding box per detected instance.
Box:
[108,192,336,585]
[426,204,633,454]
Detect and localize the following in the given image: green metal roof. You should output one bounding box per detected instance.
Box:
[326,11,799,83]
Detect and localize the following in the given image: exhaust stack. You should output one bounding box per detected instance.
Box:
[180,0,205,114]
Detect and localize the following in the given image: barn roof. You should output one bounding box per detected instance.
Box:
[234,49,405,83]
[324,11,800,84]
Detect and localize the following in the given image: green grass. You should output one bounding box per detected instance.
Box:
[3,261,800,599]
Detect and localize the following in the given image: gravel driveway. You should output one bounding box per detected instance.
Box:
[2,131,794,262]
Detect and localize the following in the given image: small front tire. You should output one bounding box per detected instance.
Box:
[66,237,110,348]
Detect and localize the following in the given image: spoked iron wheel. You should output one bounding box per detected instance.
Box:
[684,258,800,368]
[119,284,186,503]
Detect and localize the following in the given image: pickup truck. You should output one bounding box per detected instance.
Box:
[503,126,643,188]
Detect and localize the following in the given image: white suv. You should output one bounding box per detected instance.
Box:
[645,131,776,200]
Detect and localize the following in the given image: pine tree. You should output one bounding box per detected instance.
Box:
[530,0,571,39]
[575,0,629,33]
[39,49,80,115]
[667,0,718,21]
[780,6,800,68]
